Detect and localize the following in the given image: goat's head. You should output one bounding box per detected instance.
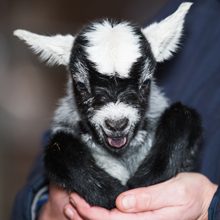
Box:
[14,3,192,153]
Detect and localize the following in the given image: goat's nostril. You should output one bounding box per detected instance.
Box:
[105,118,129,131]
[105,120,116,131]
[120,118,129,131]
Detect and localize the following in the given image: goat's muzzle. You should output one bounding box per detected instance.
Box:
[104,118,129,148]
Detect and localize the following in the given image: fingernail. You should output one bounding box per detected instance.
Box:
[64,207,74,220]
[70,197,76,207]
[122,195,136,210]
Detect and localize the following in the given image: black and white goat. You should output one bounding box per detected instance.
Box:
[14,2,202,210]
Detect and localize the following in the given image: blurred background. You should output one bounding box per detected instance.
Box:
[0,0,171,219]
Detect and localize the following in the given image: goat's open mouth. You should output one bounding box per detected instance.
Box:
[107,137,127,148]
[100,127,129,149]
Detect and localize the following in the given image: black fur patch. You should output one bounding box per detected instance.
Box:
[128,102,203,188]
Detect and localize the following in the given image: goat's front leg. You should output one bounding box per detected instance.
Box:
[127,102,203,188]
[44,131,128,210]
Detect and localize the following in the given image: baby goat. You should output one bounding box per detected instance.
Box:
[14,2,202,210]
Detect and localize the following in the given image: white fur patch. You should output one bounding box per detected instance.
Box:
[142,2,192,62]
[93,152,130,185]
[14,29,74,66]
[81,134,130,185]
[81,130,153,185]
[91,102,140,130]
[84,21,141,78]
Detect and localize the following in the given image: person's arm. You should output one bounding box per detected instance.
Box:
[64,173,218,220]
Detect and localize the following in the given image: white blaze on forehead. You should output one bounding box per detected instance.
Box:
[84,21,141,78]
[91,102,139,127]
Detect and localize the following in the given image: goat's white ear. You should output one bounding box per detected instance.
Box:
[13,29,75,66]
[142,2,192,62]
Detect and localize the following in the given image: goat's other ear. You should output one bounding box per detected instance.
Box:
[142,2,193,62]
[13,30,75,66]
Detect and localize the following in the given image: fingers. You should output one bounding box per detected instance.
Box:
[63,204,74,220]
[69,193,157,220]
[69,193,110,220]
[68,193,181,220]
[67,180,179,219]
[116,177,180,212]
[67,173,218,220]
[64,203,84,220]
[116,172,218,220]
[69,193,125,220]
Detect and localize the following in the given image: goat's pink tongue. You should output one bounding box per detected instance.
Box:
[108,137,127,148]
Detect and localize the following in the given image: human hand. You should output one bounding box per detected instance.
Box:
[65,172,218,220]
[38,183,75,220]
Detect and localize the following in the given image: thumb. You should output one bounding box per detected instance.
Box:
[116,177,180,213]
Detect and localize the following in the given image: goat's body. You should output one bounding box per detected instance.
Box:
[45,100,202,210]
[14,2,203,210]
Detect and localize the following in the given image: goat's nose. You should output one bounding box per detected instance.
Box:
[105,118,129,132]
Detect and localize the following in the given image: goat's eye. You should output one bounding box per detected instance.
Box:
[143,79,150,86]
[77,82,86,88]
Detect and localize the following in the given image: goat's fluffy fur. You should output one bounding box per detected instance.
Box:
[14,2,203,210]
